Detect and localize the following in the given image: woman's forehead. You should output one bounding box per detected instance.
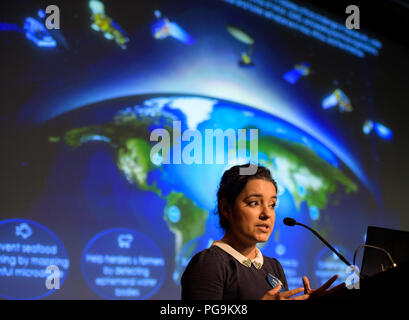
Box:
[240,179,277,196]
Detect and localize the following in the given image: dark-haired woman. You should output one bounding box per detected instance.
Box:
[181,164,343,300]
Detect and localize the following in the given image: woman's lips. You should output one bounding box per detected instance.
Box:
[256,224,270,232]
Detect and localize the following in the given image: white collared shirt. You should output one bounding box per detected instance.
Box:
[211,240,264,270]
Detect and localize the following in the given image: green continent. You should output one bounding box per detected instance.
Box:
[117,137,160,193]
[60,115,161,194]
[164,192,208,261]
[258,135,357,210]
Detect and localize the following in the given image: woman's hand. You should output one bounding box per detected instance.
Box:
[302,275,345,299]
[261,283,310,300]
[261,275,345,300]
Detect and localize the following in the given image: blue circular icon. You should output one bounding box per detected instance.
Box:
[167,206,181,223]
[81,228,165,300]
[275,243,286,256]
[309,206,320,221]
[0,219,70,300]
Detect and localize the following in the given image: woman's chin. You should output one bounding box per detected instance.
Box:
[255,234,271,243]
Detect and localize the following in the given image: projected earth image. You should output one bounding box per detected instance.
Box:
[39,94,363,297]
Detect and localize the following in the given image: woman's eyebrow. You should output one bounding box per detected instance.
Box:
[244,194,277,200]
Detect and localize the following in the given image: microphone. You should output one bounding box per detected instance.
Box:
[283,217,352,267]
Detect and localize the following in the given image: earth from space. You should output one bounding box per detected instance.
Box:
[41,94,361,295]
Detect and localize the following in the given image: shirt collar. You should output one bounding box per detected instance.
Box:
[211,240,264,269]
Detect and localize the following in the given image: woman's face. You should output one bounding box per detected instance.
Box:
[225,178,277,246]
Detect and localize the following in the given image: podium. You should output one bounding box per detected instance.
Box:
[321,260,409,299]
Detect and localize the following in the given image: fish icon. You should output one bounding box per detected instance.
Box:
[15,223,33,240]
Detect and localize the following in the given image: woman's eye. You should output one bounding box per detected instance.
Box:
[247,201,276,208]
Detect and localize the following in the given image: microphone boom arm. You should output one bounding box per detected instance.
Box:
[296,221,352,267]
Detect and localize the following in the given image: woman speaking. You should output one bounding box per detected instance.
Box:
[181,164,343,300]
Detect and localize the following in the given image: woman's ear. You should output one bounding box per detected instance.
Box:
[219,198,232,221]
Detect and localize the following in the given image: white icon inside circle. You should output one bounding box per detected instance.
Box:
[15,223,33,239]
[118,234,134,248]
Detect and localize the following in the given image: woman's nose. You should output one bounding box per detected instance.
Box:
[260,204,274,219]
